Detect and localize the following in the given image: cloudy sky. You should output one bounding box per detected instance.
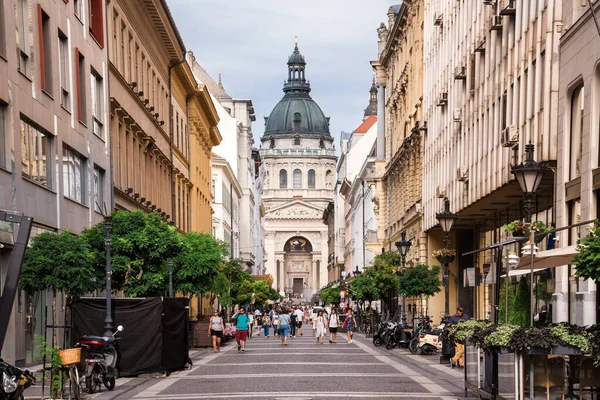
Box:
[169,0,393,145]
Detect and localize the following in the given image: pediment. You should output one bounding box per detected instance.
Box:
[266,201,324,220]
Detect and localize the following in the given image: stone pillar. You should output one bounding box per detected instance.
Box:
[376,84,386,160]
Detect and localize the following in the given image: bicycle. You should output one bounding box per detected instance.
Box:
[58,348,83,400]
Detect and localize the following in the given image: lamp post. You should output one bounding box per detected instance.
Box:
[103,215,114,337]
[353,265,361,277]
[395,232,411,325]
[168,258,173,297]
[436,198,458,320]
[510,142,549,223]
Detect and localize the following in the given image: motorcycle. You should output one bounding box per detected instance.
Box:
[385,322,413,350]
[372,320,391,347]
[416,322,445,355]
[75,325,124,393]
[408,318,432,354]
[0,358,35,400]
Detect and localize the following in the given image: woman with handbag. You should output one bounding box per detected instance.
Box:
[344,309,357,344]
[328,309,339,343]
[315,310,325,344]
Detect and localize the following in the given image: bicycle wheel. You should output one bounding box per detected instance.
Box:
[86,368,101,394]
[69,367,82,400]
[409,337,419,354]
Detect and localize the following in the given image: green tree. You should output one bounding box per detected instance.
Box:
[498,278,516,324]
[511,276,530,326]
[350,273,378,303]
[173,232,228,297]
[20,231,98,344]
[83,210,183,297]
[365,251,402,313]
[398,264,442,298]
[320,286,343,306]
[216,258,251,317]
[573,220,600,283]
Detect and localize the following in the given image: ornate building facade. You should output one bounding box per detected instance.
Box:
[260,43,337,298]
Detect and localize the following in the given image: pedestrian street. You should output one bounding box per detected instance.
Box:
[96,329,465,400]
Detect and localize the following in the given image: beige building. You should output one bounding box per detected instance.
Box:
[555,0,599,325]
[421,0,559,321]
[0,0,110,364]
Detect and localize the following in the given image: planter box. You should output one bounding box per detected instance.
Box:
[551,344,583,355]
[527,346,550,355]
[192,321,211,348]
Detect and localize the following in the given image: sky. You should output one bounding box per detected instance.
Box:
[168,0,393,146]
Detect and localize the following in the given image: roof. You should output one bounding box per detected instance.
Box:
[353,116,377,134]
[389,3,402,15]
[188,52,231,99]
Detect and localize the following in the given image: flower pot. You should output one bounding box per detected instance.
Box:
[527,346,550,355]
[435,255,455,264]
[551,344,584,355]
[512,229,529,238]
[533,234,545,244]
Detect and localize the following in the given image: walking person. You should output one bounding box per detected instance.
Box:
[262,312,271,338]
[315,310,325,344]
[272,309,280,337]
[448,307,469,368]
[279,308,291,345]
[328,308,339,343]
[295,307,304,336]
[290,308,298,338]
[208,310,223,353]
[344,309,357,344]
[247,312,254,339]
[234,308,251,352]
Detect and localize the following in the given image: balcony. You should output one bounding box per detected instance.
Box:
[260,148,337,158]
[364,229,378,243]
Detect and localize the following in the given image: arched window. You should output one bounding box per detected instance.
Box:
[319,139,325,148]
[293,169,302,189]
[308,169,315,188]
[293,112,301,131]
[279,169,287,188]
[570,85,584,180]
[270,137,275,148]
[294,136,301,146]
[325,170,333,188]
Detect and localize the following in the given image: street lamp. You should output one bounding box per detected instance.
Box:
[510,142,549,223]
[103,215,114,337]
[395,232,411,325]
[353,265,361,277]
[436,198,458,320]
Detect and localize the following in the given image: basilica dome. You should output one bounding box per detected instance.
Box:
[262,44,331,139]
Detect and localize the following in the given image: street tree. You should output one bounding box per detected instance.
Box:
[216,258,251,318]
[573,220,600,283]
[366,251,402,314]
[350,273,378,303]
[20,231,98,344]
[173,232,228,297]
[398,264,442,298]
[320,286,343,306]
[83,210,182,297]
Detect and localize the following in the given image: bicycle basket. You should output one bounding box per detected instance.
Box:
[58,348,81,365]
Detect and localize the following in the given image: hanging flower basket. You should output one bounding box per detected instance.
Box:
[435,255,455,264]
[432,249,456,264]
[512,229,530,238]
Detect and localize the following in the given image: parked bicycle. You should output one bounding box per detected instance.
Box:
[58,348,82,400]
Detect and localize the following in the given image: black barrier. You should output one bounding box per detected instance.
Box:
[71,297,189,376]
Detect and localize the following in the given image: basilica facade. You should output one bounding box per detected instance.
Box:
[260,43,337,300]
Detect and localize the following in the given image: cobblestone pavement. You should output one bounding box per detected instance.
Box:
[84,328,466,400]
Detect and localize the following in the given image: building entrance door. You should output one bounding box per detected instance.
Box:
[293,278,303,295]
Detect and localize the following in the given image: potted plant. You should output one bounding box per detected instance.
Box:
[503,220,530,237]
[509,326,558,354]
[550,323,591,355]
[433,248,456,264]
[447,319,491,344]
[530,221,549,243]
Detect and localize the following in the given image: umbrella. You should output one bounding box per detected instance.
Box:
[512,245,578,271]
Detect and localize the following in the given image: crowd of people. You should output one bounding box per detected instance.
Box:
[208,305,359,353]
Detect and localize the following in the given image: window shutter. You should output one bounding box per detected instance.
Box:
[37,4,45,90]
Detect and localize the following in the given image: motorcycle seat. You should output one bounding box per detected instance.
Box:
[429,329,443,335]
[77,335,116,345]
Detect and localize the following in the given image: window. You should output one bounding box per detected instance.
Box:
[319,139,325,148]
[90,69,103,138]
[89,0,104,47]
[74,0,83,21]
[294,136,301,146]
[308,169,315,188]
[16,0,31,75]
[38,6,52,93]
[93,165,104,212]
[293,112,301,131]
[0,103,6,168]
[570,85,584,180]
[58,31,70,110]
[63,145,85,203]
[279,169,287,188]
[293,169,302,189]
[270,137,275,148]
[20,118,51,187]
[75,49,86,123]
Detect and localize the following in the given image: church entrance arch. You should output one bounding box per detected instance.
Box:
[283,237,313,300]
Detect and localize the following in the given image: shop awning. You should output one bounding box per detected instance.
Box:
[512,245,578,271]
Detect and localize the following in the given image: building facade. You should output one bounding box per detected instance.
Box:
[0,0,110,364]
[555,0,599,325]
[420,0,560,321]
[260,43,337,299]
[211,154,242,260]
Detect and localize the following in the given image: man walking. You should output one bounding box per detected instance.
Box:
[290,307,298,338]
[234,308,251,352]
[448,307,469,368]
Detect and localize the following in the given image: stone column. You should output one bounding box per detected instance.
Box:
[376,84,386,160]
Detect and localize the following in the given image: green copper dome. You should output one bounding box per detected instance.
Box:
[262,44,331,139]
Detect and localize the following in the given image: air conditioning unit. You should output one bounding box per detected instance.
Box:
[490,15,503,31]
[454,65,467,80]
[437,92,448,107]
[500,0,516,15]
[453,109,462,122]
[501,125,519,147]
[436,185,447,198]
[457,167,469,182]
[434,13,443,26]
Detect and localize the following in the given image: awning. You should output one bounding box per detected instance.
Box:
[512,245,578,271]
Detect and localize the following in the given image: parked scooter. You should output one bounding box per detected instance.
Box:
[385,322,413,350]
[416,322,445,355]
[0,358,35,399]
[408,317,432,354]
[372,320,392,347]
[75,325,124,393]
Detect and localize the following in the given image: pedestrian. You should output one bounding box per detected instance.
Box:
[295,306,304,336]
[448,306,469,368]
[208,310,223,353]
[247,312,254,339]
[279,307,291,345]
[315,310,325,344]
[328,308,339,344]
[234,308,251,352]
[290,307,298,338]
[343,309,357,344]
[254,308,261,329]
[272,309,280,337]
[262,312,271,338]
[534,305,547,325]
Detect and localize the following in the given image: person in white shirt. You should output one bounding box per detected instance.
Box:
[294,307,304,336]
[328,308,340,343]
